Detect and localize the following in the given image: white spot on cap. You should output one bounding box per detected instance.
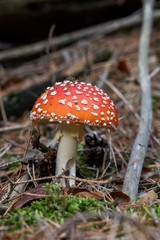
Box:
[101,118,105,121]
[97,92,103,95]
[86,94,90,97]
[93,97,99,102]
[63,87,67,91]
[43,99,48,105]
[91,112,98,116]
[93,92,97,95]
[93,105,99,110]
[38,108,43,113]
[66,121,70,124]
[51,112,56,117]
[67,113,77,120]
[72,96,77,100]
[107,110,111,114]
[81,99,88,105]
[103,123,107,126]
[67,102,72,107]
[83,107,89,111]
[58,99,66,104]
[102,96,107,100]
[75,90,83,94]
[76,106,81,111]
[35,103,41,108]
[64,92,71,96]
[41,94,47,100]
[84,120,90,123]
[100,112,104,115]
[84,87,89,90]
[77,86,81,90]
[49,87,54,90]
[49,119,54,122]
[103,101,107,104]
[95,120,99,123]
[32,111,36,115]
[51,91,57,96]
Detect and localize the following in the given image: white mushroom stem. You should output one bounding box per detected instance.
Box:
[55,122,84,186]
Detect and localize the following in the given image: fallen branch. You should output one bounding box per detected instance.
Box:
[1,9,160,62]
[122,0,154,201]
[0,123,29,133]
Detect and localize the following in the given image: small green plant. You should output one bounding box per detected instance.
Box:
[0,184,107,231]
[127,204,160,225]
[155,204,160,218]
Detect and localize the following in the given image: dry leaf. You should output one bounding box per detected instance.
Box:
[138,190,158,205]
[12,184,47,210]
[110,191,130,210]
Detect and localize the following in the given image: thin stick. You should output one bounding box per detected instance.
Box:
[11,175,110,185]
[46,24,56,55]
[1,10,160,62]
[99,72,140,120]
[0,123,28,133]
[0,88,8,122]
[122,0,154,201]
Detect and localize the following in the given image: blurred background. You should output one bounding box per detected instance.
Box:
[0,0,142,48]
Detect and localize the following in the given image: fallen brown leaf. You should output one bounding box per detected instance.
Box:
[138,190,158,205]
[12,184,47,210]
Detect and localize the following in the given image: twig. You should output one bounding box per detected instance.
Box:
[46,24,56,55]
[0,88,8,122]
[150,66,160,79]
[0,123,28,133]
[99,71,140,120]
[1,9,160,62]
[122,0,154,201]
[9,173,29,199]
[11,175,111,185]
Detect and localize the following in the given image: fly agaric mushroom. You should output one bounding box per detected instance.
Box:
[30,79,118,185]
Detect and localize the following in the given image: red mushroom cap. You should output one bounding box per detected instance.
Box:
[30,80,118,130]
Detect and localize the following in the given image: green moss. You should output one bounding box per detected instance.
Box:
[0,184,107,231]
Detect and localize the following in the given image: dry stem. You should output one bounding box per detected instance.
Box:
[122,0,154,201]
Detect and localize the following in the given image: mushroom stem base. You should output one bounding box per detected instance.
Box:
[55,123,84,186]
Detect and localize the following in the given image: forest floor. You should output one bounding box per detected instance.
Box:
[0,22,160,239]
